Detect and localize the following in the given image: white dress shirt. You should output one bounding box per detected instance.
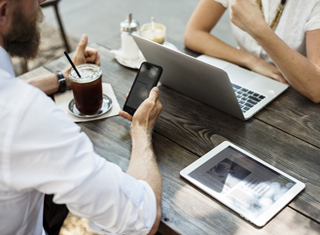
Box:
[0,46,156,235]
[214,0,320,63]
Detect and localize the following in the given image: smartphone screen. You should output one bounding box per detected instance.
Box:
[123,62,163,115]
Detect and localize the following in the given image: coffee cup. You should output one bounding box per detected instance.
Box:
[140,22,166,44]
[69,64,103,115]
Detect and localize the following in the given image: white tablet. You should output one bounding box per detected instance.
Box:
[180,141,305,227]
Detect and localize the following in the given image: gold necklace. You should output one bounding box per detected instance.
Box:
[257,0,287,30]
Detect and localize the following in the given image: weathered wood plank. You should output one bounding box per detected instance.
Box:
[17,67,52,81]
[79,116,320,235]
[178,41,320,149]
[100,36,320,149]
[255,87,320,147]
[40,43,320,232]
[155,85,320,222]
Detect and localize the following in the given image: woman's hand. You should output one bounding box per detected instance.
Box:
[230,0,267,38]
[247,55,288,84]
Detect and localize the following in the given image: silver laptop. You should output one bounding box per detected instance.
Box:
[132,35,288,121]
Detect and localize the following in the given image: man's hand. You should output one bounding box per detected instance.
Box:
[72,34,100,66]
[119,87,162,131]
[62,34,101,87]
[123,87,163,235]
[230,0,267,38]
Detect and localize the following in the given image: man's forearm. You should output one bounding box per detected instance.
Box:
[24,68,71,95]
[127,126,162,203]
[127,126,162,235]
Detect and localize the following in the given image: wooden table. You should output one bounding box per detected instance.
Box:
[19,40,320,235]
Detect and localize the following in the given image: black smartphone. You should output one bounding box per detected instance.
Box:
[123,62,163,115]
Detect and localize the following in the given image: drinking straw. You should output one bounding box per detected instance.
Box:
[64,51,81,78]
[151,16,155,31]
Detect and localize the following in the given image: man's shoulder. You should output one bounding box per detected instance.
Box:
[0,76,62,128]
[1,76,51,108]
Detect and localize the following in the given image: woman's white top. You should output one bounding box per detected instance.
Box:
[214,0,320,63]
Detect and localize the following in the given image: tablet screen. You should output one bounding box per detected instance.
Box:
[187,145,296,219]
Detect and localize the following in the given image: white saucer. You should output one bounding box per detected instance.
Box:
[68,94,113,118]
[110,50,146,69]
[162,41,178,51]
[111,41,178,70]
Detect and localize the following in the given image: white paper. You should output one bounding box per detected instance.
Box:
[54,83,121,123]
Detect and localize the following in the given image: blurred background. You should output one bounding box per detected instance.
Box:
[41,0,236,47]
[14,0,236,76]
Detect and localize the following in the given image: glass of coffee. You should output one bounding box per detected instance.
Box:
[69,64,103,115]
[140,20,166,44]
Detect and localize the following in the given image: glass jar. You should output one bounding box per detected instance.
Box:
[120,13,140,60]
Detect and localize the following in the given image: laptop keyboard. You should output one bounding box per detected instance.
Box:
[232,84,265,113]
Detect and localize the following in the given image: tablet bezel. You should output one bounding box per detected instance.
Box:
[180,141,305,227]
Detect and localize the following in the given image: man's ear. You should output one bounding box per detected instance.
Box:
[0,1,9,26]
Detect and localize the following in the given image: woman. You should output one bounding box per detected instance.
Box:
[184,0,320,103]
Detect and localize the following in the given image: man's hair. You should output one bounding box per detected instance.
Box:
[3,4,43,59]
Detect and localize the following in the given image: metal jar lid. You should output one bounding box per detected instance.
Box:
[120,13,139,32]
[70,64,102,83]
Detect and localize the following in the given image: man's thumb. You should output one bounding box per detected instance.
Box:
[76,34,88,52]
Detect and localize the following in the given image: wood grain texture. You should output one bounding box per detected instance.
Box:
[37,43,320,233]
[67,114,320,235]
[179,40,320,150]
[255,87,320,148]
[155,85,320,222]
[17,67,52,81]
[100,36,320,149]
[87,119,320,234]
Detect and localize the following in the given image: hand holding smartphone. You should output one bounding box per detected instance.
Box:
[123,62,163,116]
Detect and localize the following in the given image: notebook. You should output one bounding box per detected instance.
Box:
[132,35,289,121]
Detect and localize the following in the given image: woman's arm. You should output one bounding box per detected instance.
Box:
[231,0,320,103]
[184,0,287,83]
[185,0,246,63]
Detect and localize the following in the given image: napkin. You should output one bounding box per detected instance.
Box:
[54,83,121,123]
[110,49,146,69]
[110,41,178,70]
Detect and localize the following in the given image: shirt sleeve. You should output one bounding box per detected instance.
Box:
[214,0,228,8]
[7,85,156,235]
[305,2,320,31]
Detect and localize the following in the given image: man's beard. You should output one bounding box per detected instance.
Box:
[4,7,44,59]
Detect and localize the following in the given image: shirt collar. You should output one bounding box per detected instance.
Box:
[0,46,15,78]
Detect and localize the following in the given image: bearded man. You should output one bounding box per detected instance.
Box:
[0,1,163,235]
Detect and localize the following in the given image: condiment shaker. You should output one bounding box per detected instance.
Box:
[120,13,140,60]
